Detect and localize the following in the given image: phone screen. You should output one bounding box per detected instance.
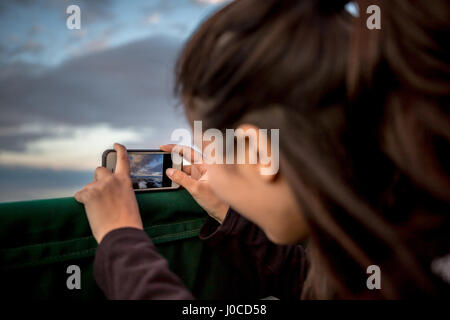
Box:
[129,153,172,189]
[103,150,180,190]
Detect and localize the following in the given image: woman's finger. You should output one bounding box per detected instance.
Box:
[74,189,86,203]
[182,165,192,175]
[114,143,130,176]
[94,166,112,181]
[74,181,96,203]
[166,168,197,195]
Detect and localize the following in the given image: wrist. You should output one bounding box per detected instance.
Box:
[211,204,229,224]
[96,216,143,243]
[96,225,145,245]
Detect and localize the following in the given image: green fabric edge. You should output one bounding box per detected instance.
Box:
[0,218,205,270]
[0,190,207,270]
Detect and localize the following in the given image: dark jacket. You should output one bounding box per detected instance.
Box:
[93,208,307,299]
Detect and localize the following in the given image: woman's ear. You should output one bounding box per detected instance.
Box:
[236,123,279,183]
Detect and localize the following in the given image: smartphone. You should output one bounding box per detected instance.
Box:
[102,149,181,191]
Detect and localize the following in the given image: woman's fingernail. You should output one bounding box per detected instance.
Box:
[166,168,174,177]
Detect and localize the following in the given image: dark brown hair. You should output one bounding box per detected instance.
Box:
[175,0,450,299]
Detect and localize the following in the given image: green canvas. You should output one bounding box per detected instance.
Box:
[0,190,254,300]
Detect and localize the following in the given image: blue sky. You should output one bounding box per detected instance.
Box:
[0,0,229,202]
[0,0,228,66]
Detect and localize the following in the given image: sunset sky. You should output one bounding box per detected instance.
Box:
[0,0,229,201]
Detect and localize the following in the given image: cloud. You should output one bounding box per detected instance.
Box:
[0,123,146,170]
[0,37,43,60]
[193,0,230,5]
[0,0,115,24]
[7,40,43,56]
[28,25,44,37]
[0,34,190,169]
[141,0,178,15]
[131,154,163,176]
[1,34,185,128]
[73,0,115,24]
[143,12,161,25]
[80,28,116,54]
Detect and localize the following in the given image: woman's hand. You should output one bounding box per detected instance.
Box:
[160,144,229,224]
[75,143,143,243]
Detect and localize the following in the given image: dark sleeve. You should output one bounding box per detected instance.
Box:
[199,208,308,300]
[94,227,194,300]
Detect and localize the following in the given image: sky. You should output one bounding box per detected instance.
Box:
[130,154,163,177]
[0,0,229,202]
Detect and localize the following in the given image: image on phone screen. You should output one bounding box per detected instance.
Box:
[129,153,164,189]
[103,150,180,191]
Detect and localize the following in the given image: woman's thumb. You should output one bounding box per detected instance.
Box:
[166,168,196,193]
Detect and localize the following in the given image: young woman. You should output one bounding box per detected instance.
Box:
[75,0,450,299]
